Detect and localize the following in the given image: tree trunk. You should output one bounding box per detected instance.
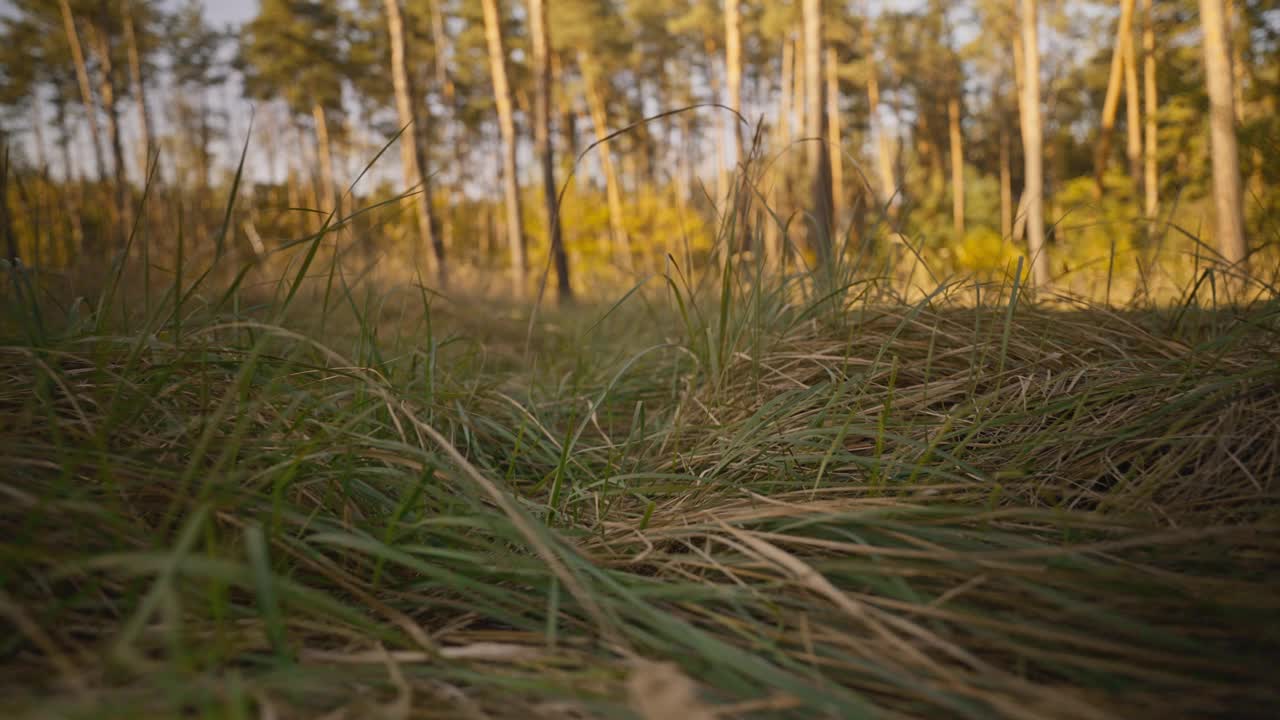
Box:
[528,0,572,302]
[864,21,895,209]
[1000,120,1013,239]
[88,12,129,247]
[948,95,965,242]
[59,0,105,181]
[1122,17,1142,187]
[480,0,527,295]
[1,144,16,262]
[1094,0,1137,195]
[826,46,844,228]
[1021,0,1050,287]
[579,52,631,271]
[725,0,743,165]
[792,27,806,153]
[123,2,153,183]
[384,0,444,284]
[803,0,832,249]
[1142,0,1158,223]
[1198,0,1247,269]
[777,36,793,145]
[312,103,337,216]
[428,0,457,253]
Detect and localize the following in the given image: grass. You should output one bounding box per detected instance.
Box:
[1,186,1279,719]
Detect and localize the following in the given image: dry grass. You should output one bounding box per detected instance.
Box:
[1,215,1278,719]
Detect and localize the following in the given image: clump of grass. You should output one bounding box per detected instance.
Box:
[1,187,1278,719]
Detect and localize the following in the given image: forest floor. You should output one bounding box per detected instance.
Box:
[2,252,1279,719]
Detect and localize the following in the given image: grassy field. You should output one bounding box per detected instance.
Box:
[2,227,1279,719]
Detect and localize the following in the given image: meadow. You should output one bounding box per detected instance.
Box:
[2,177,1278,718]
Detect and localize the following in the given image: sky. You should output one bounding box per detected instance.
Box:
[202,0,257,26]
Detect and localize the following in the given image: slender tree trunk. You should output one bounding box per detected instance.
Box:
[826,46,844,227]
[1,144,16,262]
[527,0,572,302]
[579,52,631,271]
[948,95,965,242]
[1142,0,1158,223]
[725,0,743,164]
[864,21,894,209]
[53,95,86,252]
[1021,0,1050,287]
[703,38,729,207]
[765,37,793,268]
[311,103,337,216]
[1000,120,1013,239]
[428,0,457,253]
[1198,0,1247,269]
[88,13,129,247]
[1095,0,1137,195]
[123,3,153,182]
[31,95,49,173]
[792,28,806,152]
[384,0,444,284]
[1122,19,1142,187]
[803,0,832,250]
[1226,0,1245,124]
[480,0,527,295]
[778,36,793,144]
[59,0,105,181]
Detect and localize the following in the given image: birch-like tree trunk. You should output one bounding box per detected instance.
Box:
[1198,0,1247,268]
[1094,0,1137,195]
[481,0,528,295]
[384,0,443,283]
[1021,0,1050,287]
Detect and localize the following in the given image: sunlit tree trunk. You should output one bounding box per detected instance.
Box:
[428,0,456,253]
[579,52,632,271]
[528,0,572,302]
[311,102,337,216]
[1122,18,1142,187]
[826,46,844,227]
[948,95,965,242]
[385,0,444,283]
[864,21,894,209]
[1095,0,1137,195]
[1021,0,1050,287]
[725,0,743,166]
[1000,120,1013,239]
[123,2,153,182]
[481,0,527,295]
[59,0,105,182]
[1142,0,1158,224]
[1198,0,1247,269]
